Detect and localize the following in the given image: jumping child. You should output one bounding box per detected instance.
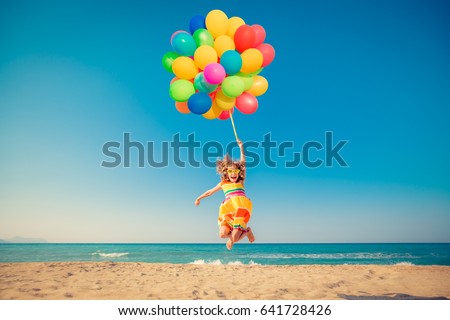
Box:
[195,139,255,250]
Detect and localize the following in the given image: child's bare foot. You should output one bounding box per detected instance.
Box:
[226,239,234,250]
[247,228,255,243]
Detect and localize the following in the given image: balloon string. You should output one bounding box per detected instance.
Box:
[229,111,239,141]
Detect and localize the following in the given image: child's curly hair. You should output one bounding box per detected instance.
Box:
[216,154,246,182]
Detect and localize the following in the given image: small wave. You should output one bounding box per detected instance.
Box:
[228,260,261,266]
[189,259,260,265]
[394,262,415,266]
[91,252,129,258]
[248,252,417,260]
[190,259,222,265]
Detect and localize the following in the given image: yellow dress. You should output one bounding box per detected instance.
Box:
[218,181,252,231]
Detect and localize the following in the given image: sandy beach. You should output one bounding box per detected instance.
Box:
[0,262,449,300]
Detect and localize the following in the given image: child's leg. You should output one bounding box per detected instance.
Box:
[247,227,255,243]
[226,228,255,250]
[231,228,255,243]
[226,238,233,250]
[219,225,231,239]
[230,229,247,243]
[225,229,244,251]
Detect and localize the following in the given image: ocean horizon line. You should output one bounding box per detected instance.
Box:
[1,241,449,245]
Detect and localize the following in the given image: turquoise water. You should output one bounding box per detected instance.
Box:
[0,243,449,265]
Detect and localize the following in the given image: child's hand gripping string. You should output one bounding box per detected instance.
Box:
[236,139,245,163]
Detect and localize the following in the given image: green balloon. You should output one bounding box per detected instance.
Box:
[236,67,264,77]
[169,79,195,102]
[162,52,180,73]
[193,28,214,47]
[221,76,245,98]
[238,75,254,91]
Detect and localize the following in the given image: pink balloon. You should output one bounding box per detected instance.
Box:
[251,25,266,47]
[236,93,258,114]
[218,108,234,120]
[256,43,275,67]
[203,63,226,85]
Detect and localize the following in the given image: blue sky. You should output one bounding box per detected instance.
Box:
[1,0,449,243]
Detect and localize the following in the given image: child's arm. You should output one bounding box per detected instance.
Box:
[195,183,222,206]
[237,139,245,163]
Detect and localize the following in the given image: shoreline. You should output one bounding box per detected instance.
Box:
[1,262,449,300]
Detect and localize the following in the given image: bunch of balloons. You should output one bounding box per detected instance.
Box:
[162,9,275,120]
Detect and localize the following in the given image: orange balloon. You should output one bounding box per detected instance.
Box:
[194,45,218,70]
[227,16,245,38]
[205,10,229,38]
[170,77,178,85]
[175,101,190,114]
[215,89,236,110]
[202,101,222,119]
[213,35,235,57]
[240,48,263,74]
[172,56,199,80]
[247,75,268,96]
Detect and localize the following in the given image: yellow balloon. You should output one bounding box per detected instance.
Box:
[247,75,268,96]
[240,48,263,74]
[194,45,218,70]
[202,101,222,119]
[205,9,229,38]
[215,89,235,110]
[172,56,199,80]
[213,35,235,57]
[227,16,245,38]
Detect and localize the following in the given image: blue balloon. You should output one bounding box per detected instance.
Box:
[171,33,197,56]
[189,15,206,34]
[220,50,243,75]
[188,92,212,115]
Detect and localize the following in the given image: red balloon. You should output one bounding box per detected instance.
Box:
[256,43,275,67]
[209,90,217,100]
[251,24,266,47]
[218,108,234,120]
[234,25,255,53]
[236,93,258,114]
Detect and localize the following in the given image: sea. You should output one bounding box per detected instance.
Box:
[1,243,449,266]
